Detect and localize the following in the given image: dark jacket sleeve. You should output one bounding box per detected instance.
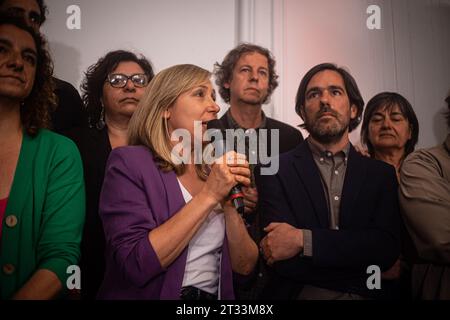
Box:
[311,166,401,271]
[256,161,401,282]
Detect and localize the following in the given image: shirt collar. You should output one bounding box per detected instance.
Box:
[307,137,350,161]
[225,108,267,130]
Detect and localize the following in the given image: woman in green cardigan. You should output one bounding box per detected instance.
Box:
[0,14,85,299]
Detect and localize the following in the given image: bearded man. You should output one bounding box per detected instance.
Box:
[256,63,401,300]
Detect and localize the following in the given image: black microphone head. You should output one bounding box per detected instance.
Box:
[206,119,245,217]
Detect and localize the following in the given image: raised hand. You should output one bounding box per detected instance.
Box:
[201,151,251,204]
[242,186,258,214]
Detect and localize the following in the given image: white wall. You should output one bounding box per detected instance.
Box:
[275,0,450,147]
[42,0,237,115]
[43,0,450,148]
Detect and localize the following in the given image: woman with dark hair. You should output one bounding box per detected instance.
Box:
[361,92,419,179]
[361,91,419,299]
[66,50,154,299]
[0,0,87,134]
[0,14,84,299]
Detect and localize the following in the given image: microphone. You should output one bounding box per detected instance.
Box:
[206,119,245,215]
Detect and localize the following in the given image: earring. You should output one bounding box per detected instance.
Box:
[96,102,106,130]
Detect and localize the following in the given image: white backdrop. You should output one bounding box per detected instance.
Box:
[43,0,450,148]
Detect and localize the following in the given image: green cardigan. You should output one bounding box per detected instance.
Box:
[1,130,85,299]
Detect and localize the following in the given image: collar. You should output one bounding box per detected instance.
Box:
[307,137,350,161]
[225,108,267,130]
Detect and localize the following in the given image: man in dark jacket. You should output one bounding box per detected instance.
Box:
[258,63,401,299]
[214,43,303,299]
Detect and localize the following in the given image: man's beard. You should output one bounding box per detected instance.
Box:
[304,105,349,144]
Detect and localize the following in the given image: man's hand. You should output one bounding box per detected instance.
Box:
[381,258,401,280]
[260,222,303,266]
[242,187,258,214]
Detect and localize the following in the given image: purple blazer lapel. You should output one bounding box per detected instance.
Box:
[156,169,189,299]
[148,155,234,300]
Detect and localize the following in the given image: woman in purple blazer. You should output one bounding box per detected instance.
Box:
[97,64,258,300]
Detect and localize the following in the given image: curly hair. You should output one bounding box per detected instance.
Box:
[0,13,56,136]
[34,0,47,25]
[214,43,279,104]
[295,63,364,133]
[81,50,154,128]
[361,92,419,157]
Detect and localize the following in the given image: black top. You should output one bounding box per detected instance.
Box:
[219,109,304,299]
[66,126,112,300]
[52,77,87,133]
[219,109,304,157]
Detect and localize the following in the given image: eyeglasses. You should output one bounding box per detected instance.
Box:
[106,73,149,88]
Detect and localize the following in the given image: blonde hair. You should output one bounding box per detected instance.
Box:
[128,64,211,178]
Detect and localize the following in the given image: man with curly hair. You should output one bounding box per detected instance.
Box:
[0,0,87,133]
[214,43,303,299]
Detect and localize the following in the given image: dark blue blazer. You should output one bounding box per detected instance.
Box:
[255,141,401,298]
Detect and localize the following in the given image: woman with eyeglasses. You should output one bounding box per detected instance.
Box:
[66,50,154,300]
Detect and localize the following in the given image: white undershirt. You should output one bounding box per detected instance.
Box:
[178,179,225,295]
